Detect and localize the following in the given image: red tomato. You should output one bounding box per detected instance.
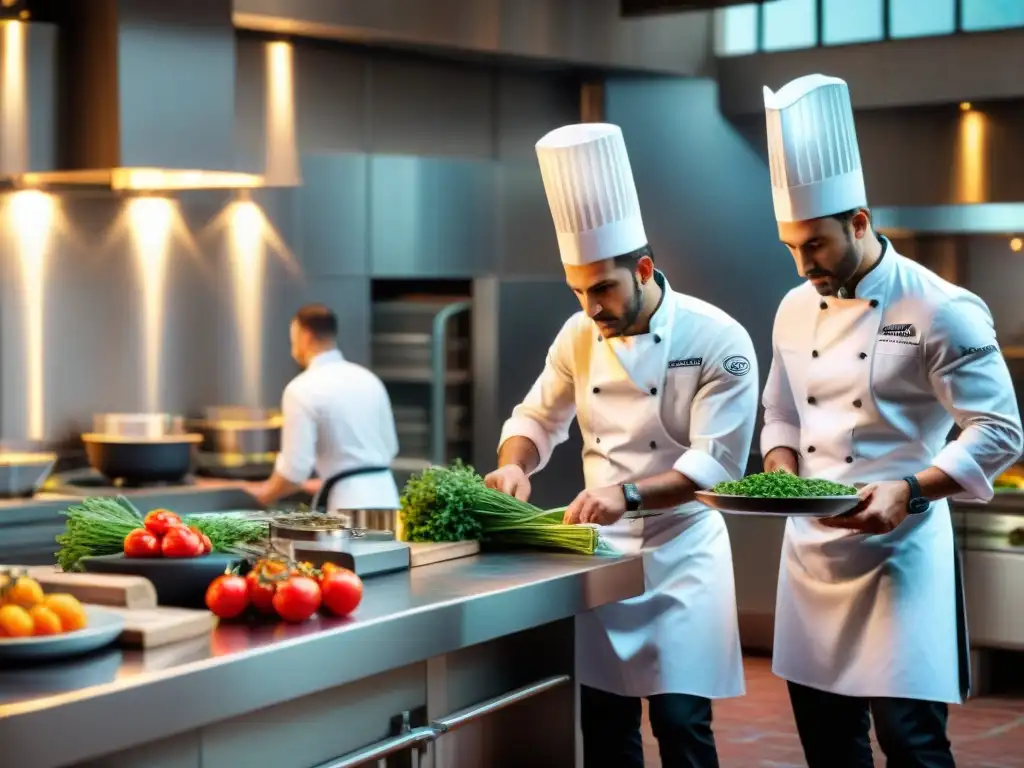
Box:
[161,526,203,558]
[320,568,363,617]
[143,509,182,537]
[246,569,278,614]
[188,526,213,554]
[272,576,321,623]
[123,528,161,558]
[205,574,249,619]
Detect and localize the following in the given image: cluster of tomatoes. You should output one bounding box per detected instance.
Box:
[205,558,363,623]
[123,509,213,559]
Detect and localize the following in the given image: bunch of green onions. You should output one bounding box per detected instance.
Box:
[400,461,613,556]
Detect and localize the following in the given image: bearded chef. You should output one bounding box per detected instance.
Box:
[248,303,401,513]
[483,123,758,768]
[760,73,1023,767]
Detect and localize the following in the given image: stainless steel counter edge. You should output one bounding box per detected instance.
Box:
[1,552,643,768]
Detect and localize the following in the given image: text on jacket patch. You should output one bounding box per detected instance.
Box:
[668,357,703,369]
[880,323,917,338]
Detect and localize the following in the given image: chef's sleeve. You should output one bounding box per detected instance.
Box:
[673,323,759,488]
[274,384,318,484]
[760,336,802,458]
[498,319,578,474]
[925,294,1024,502]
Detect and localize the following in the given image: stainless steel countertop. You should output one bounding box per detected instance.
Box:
[0,551,643,768]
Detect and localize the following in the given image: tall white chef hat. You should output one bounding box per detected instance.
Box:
[535,123,647,266]
[763,74,867,223]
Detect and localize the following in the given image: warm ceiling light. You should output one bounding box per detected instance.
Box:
[1011,237,1023,253]
[960,102,972,112]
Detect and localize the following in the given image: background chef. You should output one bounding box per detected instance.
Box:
[247,304,401,513]
[484,122,758,768]
[760,73,1024,767]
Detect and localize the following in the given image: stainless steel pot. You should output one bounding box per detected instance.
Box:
[188,406,282,479]
[92,413,185,439]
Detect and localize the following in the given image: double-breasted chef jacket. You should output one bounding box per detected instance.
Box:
[762,237,1023,704]
[500,269,758,699]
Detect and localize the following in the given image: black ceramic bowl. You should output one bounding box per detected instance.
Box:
[78,553,245,609]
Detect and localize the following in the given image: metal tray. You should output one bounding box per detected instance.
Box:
[694,491,860,518]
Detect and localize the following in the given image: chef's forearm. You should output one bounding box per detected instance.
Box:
[497,436,541,475]
[764,446,799,474]
[636,470,699,510]
[255,472,303,506]
[915,466,965,501]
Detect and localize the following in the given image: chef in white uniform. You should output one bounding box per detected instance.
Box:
[484,123,757,768]
[760,74,1023,767]
[248,303,401,513]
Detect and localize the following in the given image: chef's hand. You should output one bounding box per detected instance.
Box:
[820,480,910,534]
[563,485,627,526]
[484,465,532,502]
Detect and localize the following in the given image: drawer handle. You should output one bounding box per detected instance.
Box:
[431,674,570,733]
[314,674,570,767]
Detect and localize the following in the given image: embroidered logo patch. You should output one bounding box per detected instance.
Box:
[960,344,998,358]
[668,357,703,369]
[723,355,751,377]
[880,323,917,338]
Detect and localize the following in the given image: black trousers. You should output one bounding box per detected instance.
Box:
[788,681,956,768]
[580,685,719,768]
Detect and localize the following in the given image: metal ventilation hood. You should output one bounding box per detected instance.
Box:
[8,0,263,191]
[873,204,1024,236]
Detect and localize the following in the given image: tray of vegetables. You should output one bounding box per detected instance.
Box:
[695,471,861,517]
[399,461,615,555]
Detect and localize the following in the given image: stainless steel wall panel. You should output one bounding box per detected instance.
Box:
[294,43,369,153]
[496,163,562,278]
[295,153,369,277]
[370,156,497,277]
[368,54,496,159]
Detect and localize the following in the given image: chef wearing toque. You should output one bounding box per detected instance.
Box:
[760,73,1023,767]
[484,122,758,768]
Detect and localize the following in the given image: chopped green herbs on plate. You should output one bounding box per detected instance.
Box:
[711,471,857,498]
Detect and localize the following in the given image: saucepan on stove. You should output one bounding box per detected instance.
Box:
[187,406,282,480]
[82,413,202,484]
[0,439,58,498]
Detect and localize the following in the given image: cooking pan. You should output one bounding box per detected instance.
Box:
[84,412,201,484]
[0,440,58,498]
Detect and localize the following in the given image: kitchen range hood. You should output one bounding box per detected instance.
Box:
[3,0,266,191]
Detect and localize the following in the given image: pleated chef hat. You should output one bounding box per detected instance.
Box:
[763,74,867,223]
[535,123,647,266]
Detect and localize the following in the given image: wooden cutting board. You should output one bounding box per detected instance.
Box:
[1,565,158,609]
[90,605,217,648]
[408,540,480,567]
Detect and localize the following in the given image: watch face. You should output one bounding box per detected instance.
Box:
[908,497,930,515]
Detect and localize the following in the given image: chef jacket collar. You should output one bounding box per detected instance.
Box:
[835,234,892,306]
[308,348,344,368]
[600,269,672,343]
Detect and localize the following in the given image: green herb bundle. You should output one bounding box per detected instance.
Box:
[712,470,857,498]
[55,496,269,571]
[400,461,610,556]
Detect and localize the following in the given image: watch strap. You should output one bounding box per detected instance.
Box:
[621,482,642,512]
[903,475,929,515]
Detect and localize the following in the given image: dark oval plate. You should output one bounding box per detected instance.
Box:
[694,491,860,518]
[79,553,244,609]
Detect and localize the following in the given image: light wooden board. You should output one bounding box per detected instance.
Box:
[407,540,480,567]
[23,567,158,609]
[89,605,217,648]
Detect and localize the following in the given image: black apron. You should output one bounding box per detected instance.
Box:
[310,466,392,513]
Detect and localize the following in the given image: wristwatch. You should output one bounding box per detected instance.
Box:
[903,475,930,515]
[621,483,643,513]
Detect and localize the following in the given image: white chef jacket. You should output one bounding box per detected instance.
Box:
[762,239,1023,702]
[275,349,401,510]
[499,272,756,698]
